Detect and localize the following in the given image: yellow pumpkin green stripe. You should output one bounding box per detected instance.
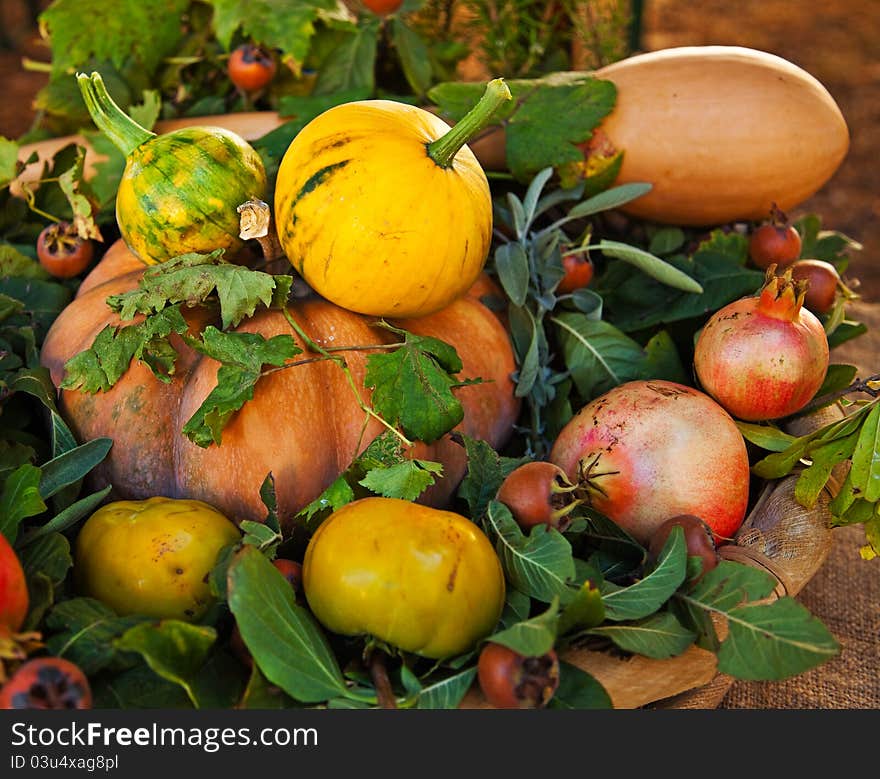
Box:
[78,72,267,266]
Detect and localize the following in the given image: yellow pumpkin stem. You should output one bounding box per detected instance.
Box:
[77,71,156,158]
[427,78,512,169]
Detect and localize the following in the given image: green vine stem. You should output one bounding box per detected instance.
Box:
[427,78,512,169]
[76,71,155,157]
[280,309,413,449]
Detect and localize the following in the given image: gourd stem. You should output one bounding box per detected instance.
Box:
[76,72,156,158]
[427,78,512,169]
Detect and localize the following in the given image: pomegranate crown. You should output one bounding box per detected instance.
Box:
[758,265,808,320]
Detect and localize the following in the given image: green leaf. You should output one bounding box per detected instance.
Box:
[61,307,189,392]
[649,228,686,256]
[38,438,112,499]
[128,89,161,130]
[717,598,840,680]
[297,475,355,529]
[227,545,346,703]
[181,328,300,447]
[365,326,466,444]
[108,251,292,329]
[587,611,696,659]
[46,598,150,676]
[416,668,477,710]
[494,243,530,307]
[115,621,218,708]
[850,402,880,502]
[563,183,653,222]
[313,18,379,94]
[41,0,189,77]
[209,0,337,69]
[552,312,646,401]
[92,664,192,709]
[0,277,72,340]
[639,330,687,385]
[600,526,687,621]
[0,244,50,279]
[0,137,19,188]
[816,364,858,398]
[456,435,528,519]
[827,321,867,350]
[595,240,703,293]
[18,531,72,586]
[486,599,559,656]
[499,588,532,629]
[736,422,797,453]
[359,459,443,501]
[547,662,612,709]
[601,231,763,333]
[794,431,859,510]
[557,580,605,635]
[240,520,283,554]
[687,560,777,611]
[391,18,432,95]
[860,515,880,560]
[18,486,112,547]
[239,665,295,710]
[259,472,281,534]
[485,500,576,603]
[0,463,46,543]
[7,367,77,456]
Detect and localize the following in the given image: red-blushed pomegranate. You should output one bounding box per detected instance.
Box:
[549,380,750,543]
[694,271,829,422]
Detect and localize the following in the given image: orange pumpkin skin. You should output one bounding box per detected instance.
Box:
[41,241,519,526]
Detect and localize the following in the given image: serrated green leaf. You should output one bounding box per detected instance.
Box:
[486,599,559,656]
[116,621,218,708]
[850,402,880,502]
[297,475,355,529]
[46,598,150,676]
[547,661,612,709]
[227,546,345,703]
[494,242,530,307]
[600,526,687,621]
[717,598,839,680]
[57,146,101,241]
[41,0,189,77]
[181,328,299,447]
[485,500,576,603]
[108,251,291,329]
[128,89,161,130]
[587,611,696,659]
[313,18,379,94]
[552,312,646,401]
[416,668,477,710]
[61,307,189,392]
[208,0,337,69]
[0,463,46,543]
[358,459,442,502]
[365,329,465,444]
[456,435,528,520]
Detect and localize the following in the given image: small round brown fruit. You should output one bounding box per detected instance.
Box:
[362,0,404,14]
[790,259,840,315]
[36,222,94,278]
[496,461,579,532]
[748,209,802,270]
[477,643,560,709]
[648,515,718,576]
[558,252,594,294]
[228,44,277,93]
[0,658,92,710]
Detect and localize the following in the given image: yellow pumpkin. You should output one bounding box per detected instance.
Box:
[595,46,849,226]
[274,79,511,318]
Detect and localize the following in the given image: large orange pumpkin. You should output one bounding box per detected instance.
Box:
[40,241,519,526]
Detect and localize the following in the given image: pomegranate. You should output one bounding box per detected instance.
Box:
[549,380,750,543]
[694,270,829,421]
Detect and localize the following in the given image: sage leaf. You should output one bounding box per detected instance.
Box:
[495,242,530,307]
[38,438,112,499]
[595,240,703,293]
[0,463,45,542]
[227,545,345,703]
